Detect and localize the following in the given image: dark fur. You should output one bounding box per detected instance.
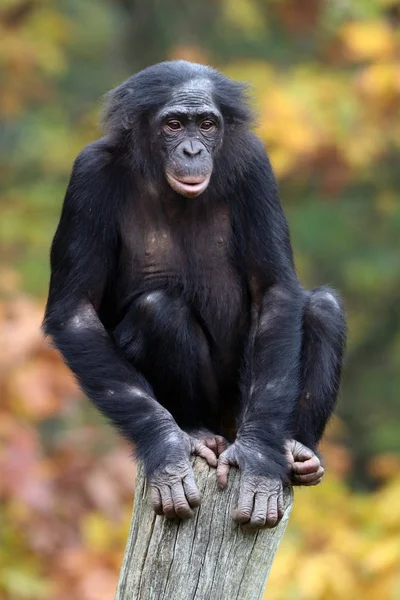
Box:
[43,61,346,479]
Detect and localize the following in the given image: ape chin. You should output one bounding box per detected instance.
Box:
[43,60,346,528]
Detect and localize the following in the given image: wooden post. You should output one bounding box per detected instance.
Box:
[116,457,293,600]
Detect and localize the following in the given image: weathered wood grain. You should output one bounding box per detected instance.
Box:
[116,457,293,600]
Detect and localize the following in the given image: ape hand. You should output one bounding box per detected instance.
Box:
[285,439,324,486]
[149,459,201,519]
[217,441,285,528]
[148,429,202,519]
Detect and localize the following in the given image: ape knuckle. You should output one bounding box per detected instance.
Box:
[235,509,251,522]
[188,492,201,503]
[251,516,266,527]
[267,505,279,517]
[243,479,257,493]
[189,477,201,489]
[269,480,283,493]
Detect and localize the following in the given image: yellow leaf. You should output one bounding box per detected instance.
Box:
[222,0,265,34]
[358,62,400,99]
[340,21,396,62]
[82,513,114,553]
[364,538,400,574]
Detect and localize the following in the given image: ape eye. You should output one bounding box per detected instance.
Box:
[166,120,182,131]
[200,120,216,132]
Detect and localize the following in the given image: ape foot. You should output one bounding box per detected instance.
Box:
[216,441,285,529]
[285,439,324,486]
[187,430,228,467]
[149,460,201,519]
[233,475,285,529]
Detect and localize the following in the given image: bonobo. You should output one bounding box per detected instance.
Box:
[43,61,346,528]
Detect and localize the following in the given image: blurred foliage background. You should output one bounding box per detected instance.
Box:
[1,0,400,598]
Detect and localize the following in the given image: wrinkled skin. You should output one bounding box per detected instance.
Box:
[149,430,227,519]
[149,434,324,524]
[216,439,324,529]
[216,440,286,528]
[285,439,324,486]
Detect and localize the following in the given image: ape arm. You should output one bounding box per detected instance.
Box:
[43,145,187,475]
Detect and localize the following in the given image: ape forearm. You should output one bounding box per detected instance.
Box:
[44,303,182,472]
[293,405,330,452]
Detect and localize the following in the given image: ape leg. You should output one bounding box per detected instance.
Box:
[296,286,346,448]
[113,291,220,432]
[113,291,230,517]
[288,286,346,485]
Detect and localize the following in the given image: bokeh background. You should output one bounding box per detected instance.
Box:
[1,0,400,598]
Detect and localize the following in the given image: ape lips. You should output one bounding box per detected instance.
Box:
[166,173,211,197]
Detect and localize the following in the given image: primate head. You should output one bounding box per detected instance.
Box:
[103,61,252,198]
[155,78,223,198]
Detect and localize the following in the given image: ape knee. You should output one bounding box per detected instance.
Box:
[138,291,167,313]
[308,287,343,317]
[136,291,189,323]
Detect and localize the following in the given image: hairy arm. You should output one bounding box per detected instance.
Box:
[44,145,214,519]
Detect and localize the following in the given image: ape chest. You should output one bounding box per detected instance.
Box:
[123,207,237,286]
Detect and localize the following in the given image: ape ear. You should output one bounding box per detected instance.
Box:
[102,85,135,134]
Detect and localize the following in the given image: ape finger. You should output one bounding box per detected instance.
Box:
[159,486,176,519]
[311,477,323,486]
[150,486,163,515]
[204,437,217,455]
[265,493,279,528]
[233,479,255,524]
[277,488,285,519]
[295,442,314,461]
[215,436,228,456]
[182,474,201,508]
[292,454,321,475]
[171,482,193,518]
[248,491,268,528]
[216,454,231,489]
[191,439,218,467]
[293,466,324,485]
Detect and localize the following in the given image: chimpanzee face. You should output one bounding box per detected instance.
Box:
[155,79,223,198]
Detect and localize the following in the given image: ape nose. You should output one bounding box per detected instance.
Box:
[182,140,203,157]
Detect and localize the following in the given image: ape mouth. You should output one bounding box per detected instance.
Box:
[166,173,211,197]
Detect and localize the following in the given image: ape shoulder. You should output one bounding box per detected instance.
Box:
[63,136,129,223]
[72,136,118,175]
